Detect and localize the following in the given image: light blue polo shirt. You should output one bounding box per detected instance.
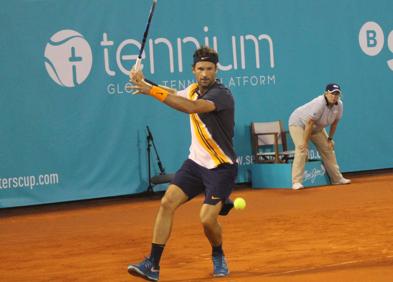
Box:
[289,95,343,132]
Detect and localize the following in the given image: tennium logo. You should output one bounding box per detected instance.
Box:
[44,26,277,92]
[44,29,93,87]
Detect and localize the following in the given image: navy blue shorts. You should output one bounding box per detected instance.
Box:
[171,159,238,205]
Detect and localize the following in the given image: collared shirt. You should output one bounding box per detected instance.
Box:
[177,81,237,169]
[289,95,343,132]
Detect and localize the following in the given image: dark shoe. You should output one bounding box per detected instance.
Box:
[219,198,234,216]
[212,254,229,277]
[128,257,160,281]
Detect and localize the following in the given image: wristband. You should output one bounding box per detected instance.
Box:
[327,137,333,141]
[149,86,169,102]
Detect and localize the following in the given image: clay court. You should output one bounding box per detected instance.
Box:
[1,171,393,282]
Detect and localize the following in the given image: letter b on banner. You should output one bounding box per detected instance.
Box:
[366,30,377,47]
[359,21,384,56]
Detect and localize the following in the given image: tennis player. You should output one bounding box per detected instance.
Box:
[127,46,237,281]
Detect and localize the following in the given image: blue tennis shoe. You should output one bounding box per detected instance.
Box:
[212,254,229,277]
[128,257,160,281]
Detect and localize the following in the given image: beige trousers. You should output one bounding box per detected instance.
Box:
[289,125,344,184]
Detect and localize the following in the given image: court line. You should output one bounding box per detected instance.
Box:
[266,255,393,276]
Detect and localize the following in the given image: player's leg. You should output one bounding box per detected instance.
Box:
[128,184,188,281]
[128,159,203,281]
[152,184,188,244]
[289,125,308,189]
[200,201,223,247]
[200,202,230,277]
[201,163,237,277]
[219,198,234,216]
[201,199,230,277]
[311,129,350,184]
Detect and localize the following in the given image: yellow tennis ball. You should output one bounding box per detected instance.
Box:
[234,197,246,210]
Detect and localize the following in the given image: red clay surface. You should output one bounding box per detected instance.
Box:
[1,171,393,282]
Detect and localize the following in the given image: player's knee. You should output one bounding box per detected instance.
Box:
[200,214,217,229]
[160,195,179,211]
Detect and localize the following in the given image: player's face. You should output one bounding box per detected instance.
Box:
[193,61,217,89]
[326,91,340,104]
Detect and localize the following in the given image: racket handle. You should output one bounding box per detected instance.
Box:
[134,57,142,72]
[129,57,142,81]
[145,78,158,86]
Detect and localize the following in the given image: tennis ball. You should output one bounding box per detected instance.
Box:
[234,197,246,210]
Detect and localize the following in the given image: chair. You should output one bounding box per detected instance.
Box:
[250,121,294,163]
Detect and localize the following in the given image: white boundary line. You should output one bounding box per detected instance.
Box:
[267,255,393,276]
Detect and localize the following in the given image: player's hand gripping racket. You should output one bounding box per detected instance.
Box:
[132,0,157,73]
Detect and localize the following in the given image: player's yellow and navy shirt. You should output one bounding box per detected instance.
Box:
[177,81,237,169]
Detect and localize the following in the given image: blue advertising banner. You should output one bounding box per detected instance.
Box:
[1,0,393,207]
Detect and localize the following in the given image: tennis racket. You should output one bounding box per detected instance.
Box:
[134,0,157,72]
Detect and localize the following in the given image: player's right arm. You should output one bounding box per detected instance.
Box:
[163,94,215,113]
[128,69,177,96]
[159,85,177,95]
[128,69,215,114]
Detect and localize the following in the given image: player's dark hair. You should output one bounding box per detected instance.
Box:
[193,46,219,66]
